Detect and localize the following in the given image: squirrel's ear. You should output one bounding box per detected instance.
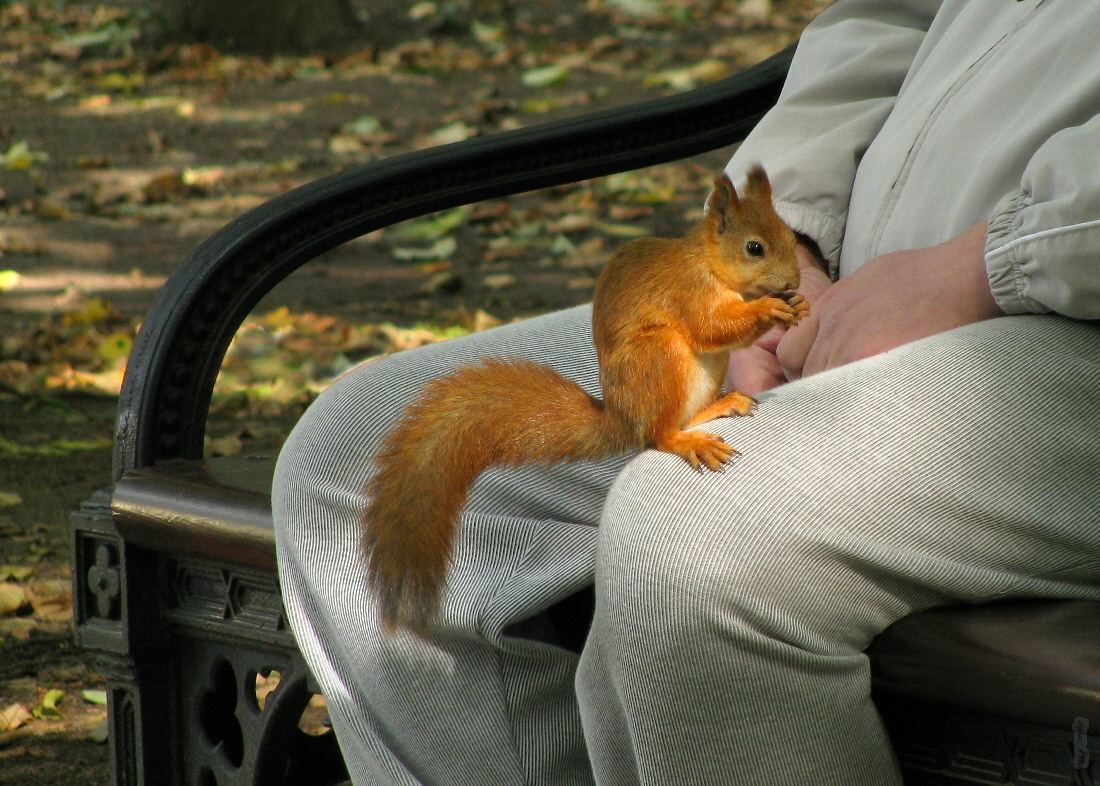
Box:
[744,165,773,202]
[705,174,740,235]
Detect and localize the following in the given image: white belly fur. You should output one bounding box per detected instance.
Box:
[681,353,723,426]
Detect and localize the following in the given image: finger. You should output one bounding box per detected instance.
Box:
[776,312,819,382]
[754,324,787,355]
[725,345,785,394]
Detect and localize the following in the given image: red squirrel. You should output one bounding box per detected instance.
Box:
[364,166,808,634]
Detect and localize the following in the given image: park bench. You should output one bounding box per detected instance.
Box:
[71,44,1100,785]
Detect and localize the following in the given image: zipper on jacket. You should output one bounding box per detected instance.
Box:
[862,0,1047,262]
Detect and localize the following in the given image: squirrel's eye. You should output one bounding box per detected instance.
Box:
[746,240,765,258]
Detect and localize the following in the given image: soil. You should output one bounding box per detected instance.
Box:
[0,1,822,782]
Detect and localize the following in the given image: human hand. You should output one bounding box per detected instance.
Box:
[776,222,1001,381]
[724,244,832,394]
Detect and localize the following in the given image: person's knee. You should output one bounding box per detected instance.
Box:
[594,452,882,654]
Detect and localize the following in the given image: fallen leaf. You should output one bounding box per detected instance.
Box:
[547,214,594,234]
[327,134,365,154]
[182,166,227,189]
[78,94,112,112]
[550,234,577,256]
[519,97,558,114]
[392,236,457,262]
[62,297,114,326]
[470,309,502,333]
[32,688,65,720]
[595,220,649,238]
[51,17,138,58]
[341,115,385,138]
[396,208,469,242]
[82,689,108,706]
[484,236,531,262]
[0,490,22,508]
[142,170,188,203]
[429,121,477,146]
[0,270,21,292]
[0,565,34,581]
[644,59,729,91]
[1,140,49,171]
[95,331,133,364]
[521,64,569,88]
[482,273,517,290]
[472,21,506,47]
[605,0,664,18]
[0,582,28,617]
[739,0,773,22]
[34,197,71,220]
[98,71,144,93]
[254,670,280,710]
[1,703,32,732]
[408,1,437,20]
[420,271,463,295]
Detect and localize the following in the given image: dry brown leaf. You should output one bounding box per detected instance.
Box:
[482,273,517,290]
[141,171,188,203]
[1,703,32,732]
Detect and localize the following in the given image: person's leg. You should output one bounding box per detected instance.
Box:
[578,314,1100,785]
[273,305,625,785]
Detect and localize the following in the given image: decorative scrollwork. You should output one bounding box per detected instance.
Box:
[167,559,290,640]
[86,543,121,620]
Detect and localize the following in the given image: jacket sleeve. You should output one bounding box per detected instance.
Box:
[726,0,945,271]
[985,116,1100,320]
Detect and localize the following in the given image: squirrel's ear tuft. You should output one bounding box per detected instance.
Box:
[744,165,773,202]
[705,174,740,234]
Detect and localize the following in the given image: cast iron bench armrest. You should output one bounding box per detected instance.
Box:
[113,44,796,480]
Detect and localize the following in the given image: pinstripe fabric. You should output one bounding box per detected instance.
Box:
[274,305,1100,784]
[275,306,623,785]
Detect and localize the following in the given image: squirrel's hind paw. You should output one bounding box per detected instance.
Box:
[657,430,738,472]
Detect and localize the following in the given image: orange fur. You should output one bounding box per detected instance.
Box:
[363,166,810,634]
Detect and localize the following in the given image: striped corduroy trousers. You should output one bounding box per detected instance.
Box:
[273,304,1100,785]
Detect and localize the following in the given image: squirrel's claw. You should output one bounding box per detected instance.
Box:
[660,430,737,473]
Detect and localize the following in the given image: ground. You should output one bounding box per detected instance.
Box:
[0,1,823,781]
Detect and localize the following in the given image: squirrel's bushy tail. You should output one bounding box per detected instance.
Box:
[364,358,626,635]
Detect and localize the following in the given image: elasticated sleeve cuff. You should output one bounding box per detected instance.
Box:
[772,199,846,279]
[985,189,1050,315]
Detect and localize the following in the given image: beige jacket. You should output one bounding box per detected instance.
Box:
[727,0,1100,319]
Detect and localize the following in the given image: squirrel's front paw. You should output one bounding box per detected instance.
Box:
[767,291,809,325]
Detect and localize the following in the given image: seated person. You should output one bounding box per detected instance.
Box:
[273,2,1100,782]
